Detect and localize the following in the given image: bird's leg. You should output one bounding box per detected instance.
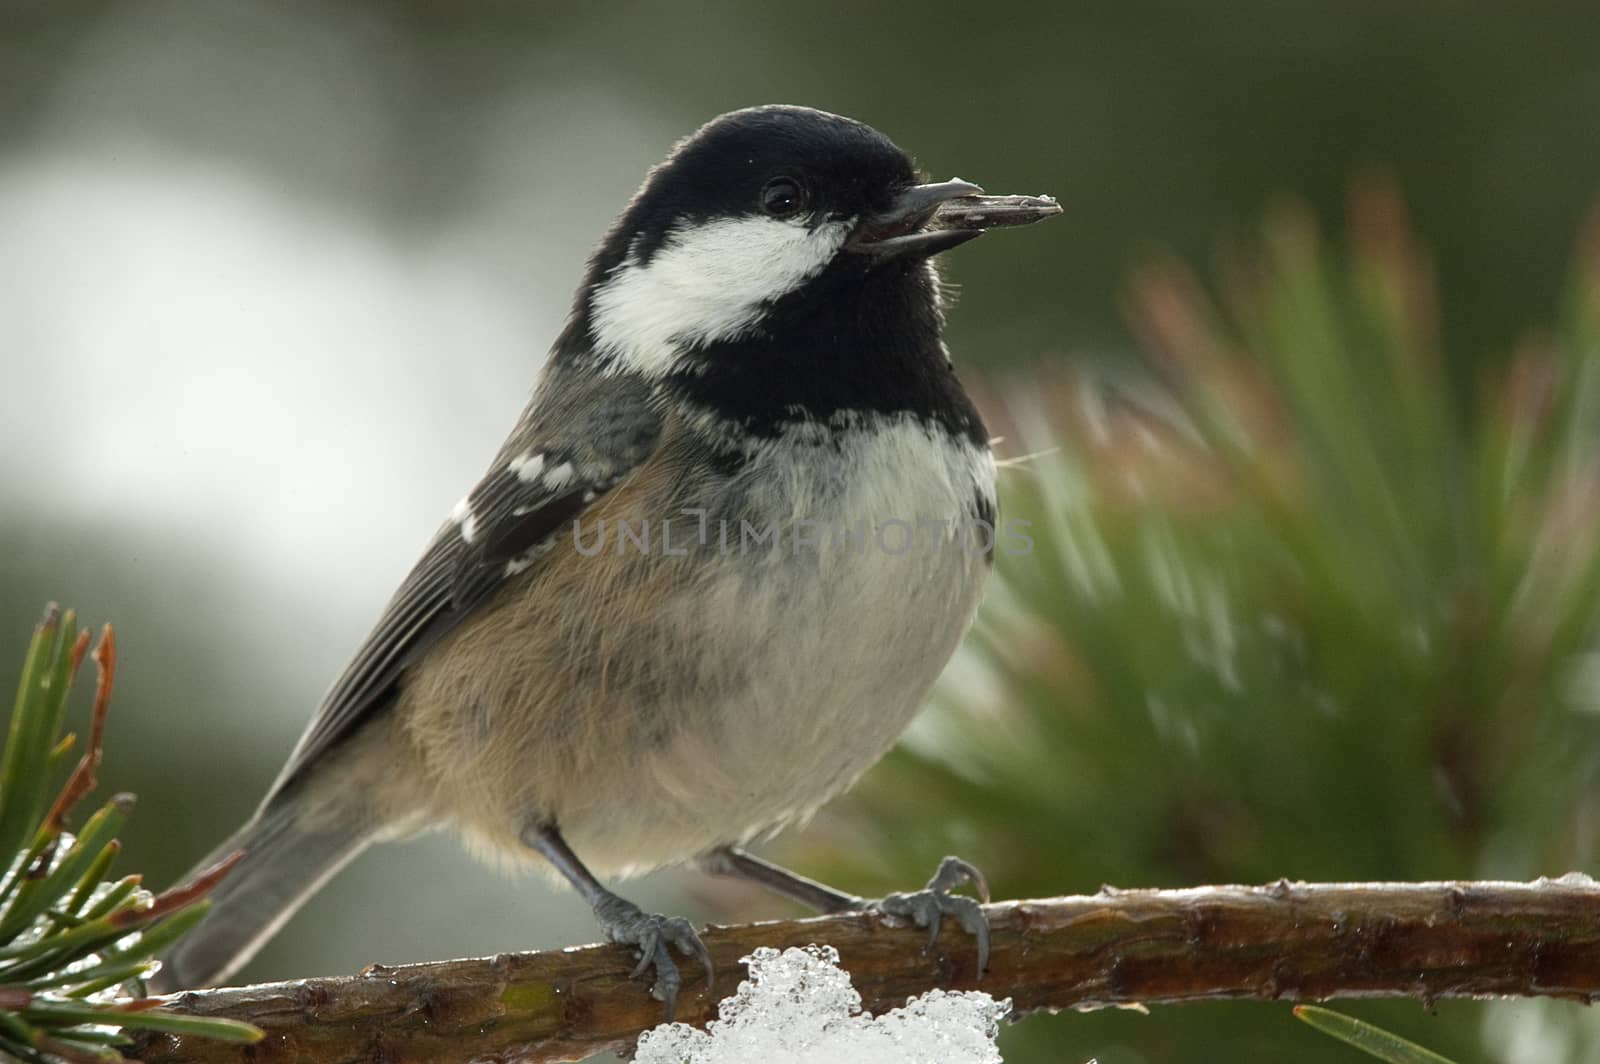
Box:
[522,823,712,1019]
[698,846,864,912]
[699,846,991,974]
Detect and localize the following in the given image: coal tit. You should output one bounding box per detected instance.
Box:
[156,104,1059,1015]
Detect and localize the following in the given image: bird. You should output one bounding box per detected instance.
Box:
[154,104,1058,1016]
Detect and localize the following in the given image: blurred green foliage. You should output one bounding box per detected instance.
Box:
[788,186,1600,1063]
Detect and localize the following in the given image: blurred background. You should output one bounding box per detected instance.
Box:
[5,2,1600,1061]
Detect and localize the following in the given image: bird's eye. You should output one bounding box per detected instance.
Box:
[760,177,808,218]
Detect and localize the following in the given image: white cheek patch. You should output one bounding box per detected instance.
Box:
[589,215,850,377]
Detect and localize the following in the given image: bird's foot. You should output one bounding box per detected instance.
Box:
[593,892,713,1020]
[867,855,991,974]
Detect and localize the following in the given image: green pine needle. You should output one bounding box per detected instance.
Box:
[22,1000,262,1043]
[1295,1006,1460,1064]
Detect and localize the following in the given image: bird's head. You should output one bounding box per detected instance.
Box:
[569,106,991,377]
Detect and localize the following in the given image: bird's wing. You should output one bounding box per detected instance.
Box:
[262,365,662,805]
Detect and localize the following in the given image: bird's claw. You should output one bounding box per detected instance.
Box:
[869,856,991,974]
[593,894,712,1019]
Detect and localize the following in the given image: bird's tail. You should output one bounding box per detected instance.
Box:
[152,802,369,992]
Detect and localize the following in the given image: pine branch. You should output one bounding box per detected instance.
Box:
[134,876,1600,1063]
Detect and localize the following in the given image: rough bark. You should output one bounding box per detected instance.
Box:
[133,876,1600,1063]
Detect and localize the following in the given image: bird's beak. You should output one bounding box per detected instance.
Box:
[846,180,986,260]
[846,179,1063,261]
